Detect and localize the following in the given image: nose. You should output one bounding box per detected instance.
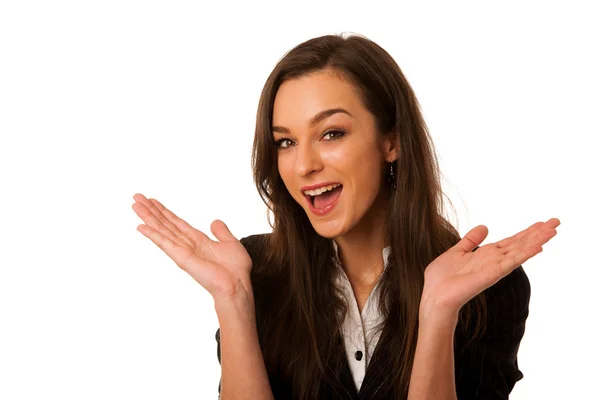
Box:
[294,142,323,177]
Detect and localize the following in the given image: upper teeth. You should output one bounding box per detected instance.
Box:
[303,183,341,196]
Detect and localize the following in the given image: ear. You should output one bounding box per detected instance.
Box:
[381,132,400,163]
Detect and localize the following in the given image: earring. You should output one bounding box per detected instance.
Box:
[387,162,397,191]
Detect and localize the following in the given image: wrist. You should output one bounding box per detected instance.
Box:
[213,277,254,307]
[214,285,256,322]
[419,294,460,329]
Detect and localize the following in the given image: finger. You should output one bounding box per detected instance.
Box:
[210,219,238,242]
[133,194,186,240]
[137,223,203,274]
[496,218,560,249]
[454,225,489,253]
[132,200,183,246]
[502,221,559,254]
[499,244,543,274]
[495,221,545,249]
[136,223,180,257]
[500,226,558,271]
[523,228,557,247]
[149,197,211,243]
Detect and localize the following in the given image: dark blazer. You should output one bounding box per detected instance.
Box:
[216,234,531,399]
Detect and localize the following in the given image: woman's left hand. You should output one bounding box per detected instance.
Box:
[420,218,561,318]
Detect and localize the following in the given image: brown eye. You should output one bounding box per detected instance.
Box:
[323,129,346,141]
[276,138,294,149]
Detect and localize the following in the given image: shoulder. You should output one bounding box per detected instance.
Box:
[239,233,274,279]
[454,262,532,398]
[239,233,271,264]
[482,265,531,336]
[240,232,270,251]
[470,246,531,335]
[239,232,284,314]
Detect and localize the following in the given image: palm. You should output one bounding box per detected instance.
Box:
[131,193,252,300]
[423,218,560,313]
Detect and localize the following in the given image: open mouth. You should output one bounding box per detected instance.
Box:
[303,184,343,212]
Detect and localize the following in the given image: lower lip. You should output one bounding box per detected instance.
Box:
[304,187,343,216]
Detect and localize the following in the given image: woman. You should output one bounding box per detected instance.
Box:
[132,33,560,399]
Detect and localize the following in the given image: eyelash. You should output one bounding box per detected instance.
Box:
[275,129,347,149]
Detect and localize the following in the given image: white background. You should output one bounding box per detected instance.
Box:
[1,1,598,399]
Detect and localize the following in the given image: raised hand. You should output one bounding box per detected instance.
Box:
[421,218,561,317]
[131,193,253,302]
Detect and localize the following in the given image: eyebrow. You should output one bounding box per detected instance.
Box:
[272,108,352,134]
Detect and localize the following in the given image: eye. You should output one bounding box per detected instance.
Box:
[323,129,346,141]
[275,138,295,149]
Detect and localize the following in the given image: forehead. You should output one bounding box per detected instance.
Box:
[272,70,365,126]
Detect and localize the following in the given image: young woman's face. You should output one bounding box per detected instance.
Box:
[272,69,397,238]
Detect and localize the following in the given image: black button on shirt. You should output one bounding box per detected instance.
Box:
[354,350,363,361]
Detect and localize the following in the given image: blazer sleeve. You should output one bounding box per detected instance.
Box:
[454,264,531,400]
[216,327,222,395]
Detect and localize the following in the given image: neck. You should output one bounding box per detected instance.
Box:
[333,190,390,290]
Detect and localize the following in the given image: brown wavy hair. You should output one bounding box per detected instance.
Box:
[247,33,487,399]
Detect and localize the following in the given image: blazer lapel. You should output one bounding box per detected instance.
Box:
[337,348,360,399]
[356,334,392,399]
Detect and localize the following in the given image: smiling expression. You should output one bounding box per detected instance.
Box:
[272,69,397,238]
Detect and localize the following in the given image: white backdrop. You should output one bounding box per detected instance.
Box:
[1,1,597,399]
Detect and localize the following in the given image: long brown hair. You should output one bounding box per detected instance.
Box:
[247,33,486,399]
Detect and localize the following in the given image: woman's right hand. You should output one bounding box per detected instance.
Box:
[131,193,253,302]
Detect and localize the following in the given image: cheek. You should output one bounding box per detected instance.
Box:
[277,157,299,200]
[357,167,382,197]
[351,158,384,208]
[323,145,382,194]
[352,148,383,184]
[277,155,291,180]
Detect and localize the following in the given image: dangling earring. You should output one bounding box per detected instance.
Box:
[387,161,397,191]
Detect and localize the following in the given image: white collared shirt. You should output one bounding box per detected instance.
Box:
[332,241,391,392]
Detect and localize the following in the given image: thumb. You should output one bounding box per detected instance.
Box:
[210,219,238,242]
[455,225,489,253]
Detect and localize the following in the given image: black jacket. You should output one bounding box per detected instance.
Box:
[216,234,531,399]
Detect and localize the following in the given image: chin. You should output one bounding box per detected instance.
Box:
[309,219,348,239]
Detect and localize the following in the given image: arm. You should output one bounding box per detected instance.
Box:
[408,266,530,400]
[406,216,557,400]
[454,266,530,399]
[130,195,274,399]
[407,299,460,400]
[215,235,275,400]
[215,290,275,400]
